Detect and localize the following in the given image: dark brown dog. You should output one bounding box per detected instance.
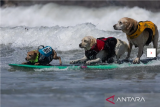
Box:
[22,49,62,65]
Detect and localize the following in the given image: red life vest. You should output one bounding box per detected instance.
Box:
[85,37,116,61]
[91,37,113,52]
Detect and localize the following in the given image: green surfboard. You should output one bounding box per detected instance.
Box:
[9,57,158,70]
[9,64,119,70]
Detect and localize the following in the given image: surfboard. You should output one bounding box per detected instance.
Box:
[9,57,159,70]
[8,64,119,70]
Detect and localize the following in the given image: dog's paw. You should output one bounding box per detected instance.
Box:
[124,57,129,61]
[133,58,140,64]
[35,63,40,65]
[86,61,91,65]
[107,58,114,63]
[115,60,122,64]
[70,60,77,64]
[22,62,28,64]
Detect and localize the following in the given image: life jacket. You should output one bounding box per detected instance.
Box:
[29,46,53,65]
[127,21,156,45]
[85,37,117,62]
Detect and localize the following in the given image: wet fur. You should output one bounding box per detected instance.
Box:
[70,36,129,64]
[22,49,62,65]
[113,17,159,63]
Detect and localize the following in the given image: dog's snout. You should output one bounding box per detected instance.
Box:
[25,57,28,61]
[113,24,116,28]
[113,24,117,30]
[79,43,82,48]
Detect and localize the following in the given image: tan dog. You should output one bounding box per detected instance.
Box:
[22,48,62,65]
[113,17,159,63]
[70,36,129,64]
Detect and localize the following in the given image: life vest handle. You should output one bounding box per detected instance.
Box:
[38,45,45,50]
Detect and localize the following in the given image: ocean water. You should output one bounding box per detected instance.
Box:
[1,3,160,107]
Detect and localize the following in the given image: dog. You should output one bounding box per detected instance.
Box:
[70,36,129,64]
[113,17,159,63]
[22,46,62,65]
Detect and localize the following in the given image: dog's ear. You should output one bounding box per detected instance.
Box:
[127,22,133,30]
[32,52,37,59]
[34,52,37,57]
[90,38,96,48]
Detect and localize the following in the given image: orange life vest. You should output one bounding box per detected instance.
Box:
[127,21,156,40]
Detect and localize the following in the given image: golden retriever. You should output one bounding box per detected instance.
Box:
[70,36,129,64]
[113,17,159,63]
